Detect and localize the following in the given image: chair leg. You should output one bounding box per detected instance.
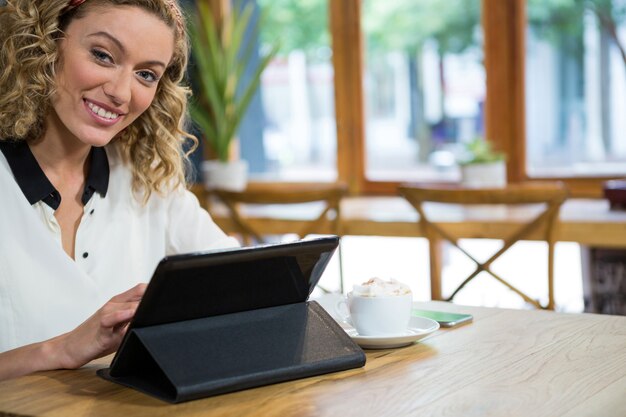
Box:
[429,237,444,300]
[547,242,556,310]
[446,266,483,301]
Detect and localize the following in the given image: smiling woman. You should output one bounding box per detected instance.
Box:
[1,0,189,199]
[0,0,239,381]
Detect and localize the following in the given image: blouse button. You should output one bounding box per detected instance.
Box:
[82,252,89,259]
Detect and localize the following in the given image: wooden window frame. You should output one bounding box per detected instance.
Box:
[482,0,615,198]
[211,0,618,197]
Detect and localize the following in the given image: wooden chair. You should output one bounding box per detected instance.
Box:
[212,184,346,242]
[398,182,568,310]
[204,183,348,293]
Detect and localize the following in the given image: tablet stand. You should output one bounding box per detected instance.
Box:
[98,301,365,403]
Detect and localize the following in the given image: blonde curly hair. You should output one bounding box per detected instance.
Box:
[0,0,197,201]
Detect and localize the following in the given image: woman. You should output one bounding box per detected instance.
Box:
[0,0,238,379]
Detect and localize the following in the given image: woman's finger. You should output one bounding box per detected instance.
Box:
[109,283,147,303]
[100,304,139,328]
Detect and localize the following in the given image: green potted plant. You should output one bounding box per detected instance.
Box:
[458,138,507,187]
[188,1,279,190]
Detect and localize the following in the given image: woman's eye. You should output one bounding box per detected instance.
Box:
[90,49,113,64]
[136,70,159,84]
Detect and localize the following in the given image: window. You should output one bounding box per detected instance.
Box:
[240,0,337,182]
[526,0,626,177]
[361,0,484,183]
[229,0,625,195]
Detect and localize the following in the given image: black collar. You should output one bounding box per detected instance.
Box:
[0,139,109,209]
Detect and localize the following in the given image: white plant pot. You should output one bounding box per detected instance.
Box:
[201,160,249,191]
[460,161,507,188]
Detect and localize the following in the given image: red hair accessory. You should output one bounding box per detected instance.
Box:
[164,0,185,34]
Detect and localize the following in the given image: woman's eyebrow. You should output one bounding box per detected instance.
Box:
[87,31,126,52]
[86,31,167,68]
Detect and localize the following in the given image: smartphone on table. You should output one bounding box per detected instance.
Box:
[412,309,473,328]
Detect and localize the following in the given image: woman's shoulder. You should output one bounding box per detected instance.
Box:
[104,143,133,187]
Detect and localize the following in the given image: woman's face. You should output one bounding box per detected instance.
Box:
[48,5,175,148]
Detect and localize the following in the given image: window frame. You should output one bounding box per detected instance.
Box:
[209,0,620,197]
[482,0,616,198]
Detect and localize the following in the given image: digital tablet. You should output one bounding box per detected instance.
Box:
[99,235,368,402]
[125,235,339,330]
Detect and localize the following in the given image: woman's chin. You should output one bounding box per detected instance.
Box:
[75,129,120,148]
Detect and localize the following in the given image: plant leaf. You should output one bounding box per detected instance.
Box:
[188,1,279,162]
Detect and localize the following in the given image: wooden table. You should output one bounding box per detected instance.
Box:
[208,197,626,248]
[1,302,625,417]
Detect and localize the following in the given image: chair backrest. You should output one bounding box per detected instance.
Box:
[400,182,567,205]
[211,183,348,244]
[398,182,568,309]
[399,182,568,242]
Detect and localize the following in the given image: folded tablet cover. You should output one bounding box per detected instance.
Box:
[98,301,365,403]
[97,237,366,402]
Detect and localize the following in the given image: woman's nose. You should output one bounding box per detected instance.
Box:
[103,70,132,106]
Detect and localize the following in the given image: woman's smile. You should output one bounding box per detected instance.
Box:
[84,99,123,125]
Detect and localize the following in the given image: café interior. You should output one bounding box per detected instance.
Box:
[1,0,625,416]
[190,0,626,316]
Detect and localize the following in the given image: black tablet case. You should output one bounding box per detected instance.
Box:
[97,237,365,403]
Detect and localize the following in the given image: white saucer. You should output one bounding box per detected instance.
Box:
[339,316,440,349]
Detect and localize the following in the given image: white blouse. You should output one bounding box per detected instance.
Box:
[0,144,239,352]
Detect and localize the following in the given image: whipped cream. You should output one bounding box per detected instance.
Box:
[352,277,411,297]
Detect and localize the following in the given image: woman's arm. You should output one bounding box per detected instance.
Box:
[166,187,240,254]
[0,283,146,381]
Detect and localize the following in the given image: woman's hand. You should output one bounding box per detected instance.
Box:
[51,283,147,370]
[0,283,147,381]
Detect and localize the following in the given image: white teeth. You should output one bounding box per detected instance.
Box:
[87,101,119,120]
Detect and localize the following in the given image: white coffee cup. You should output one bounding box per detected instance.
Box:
[337,278,413,336]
